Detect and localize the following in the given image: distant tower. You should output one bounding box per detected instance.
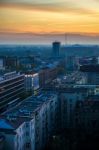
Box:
[52,41,61,57]
[65,33,67,45]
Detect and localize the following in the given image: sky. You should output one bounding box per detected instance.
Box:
[0,0,99,44]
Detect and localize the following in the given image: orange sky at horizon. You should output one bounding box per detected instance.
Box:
[0,0,99,36]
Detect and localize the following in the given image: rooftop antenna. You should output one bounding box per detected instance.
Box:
[65,33,68,46]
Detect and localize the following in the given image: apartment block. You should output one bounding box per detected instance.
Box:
[0,92,58,150]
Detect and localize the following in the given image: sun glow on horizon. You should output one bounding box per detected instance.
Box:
[0,0,99,38]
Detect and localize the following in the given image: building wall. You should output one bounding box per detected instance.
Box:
[87,72,99,84]
[0,58,5,70]
[74,100,99,133]
[2,133,14,150]
[39,67,58,87]
[24,119,35,150]
[25,73,39,92]
[61,92,85,129]
[0,136,5,150]
[0,72,24,112]
[15,123,26,150]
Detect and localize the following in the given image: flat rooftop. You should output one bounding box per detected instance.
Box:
[0,93,57,129]
[0,71,24,83]
[3,93,56,117]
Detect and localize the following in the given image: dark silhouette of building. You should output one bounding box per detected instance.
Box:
[52,42,61,57]
[4,56,19,69]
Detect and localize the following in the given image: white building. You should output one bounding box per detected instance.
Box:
[0,117,35,150]
[25,73,39,94]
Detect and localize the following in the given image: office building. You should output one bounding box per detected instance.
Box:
[25,73,39,95]
[52,41,60,57]
[0,71,24,112]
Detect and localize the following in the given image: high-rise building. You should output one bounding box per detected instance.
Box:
[52,41,61,57]
[0,71,24,112]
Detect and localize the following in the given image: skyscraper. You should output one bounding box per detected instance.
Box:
[52,41,61,57]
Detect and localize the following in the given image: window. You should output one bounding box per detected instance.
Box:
[26,131,29,136]
[26,122,29,128]
[26,142,31,149]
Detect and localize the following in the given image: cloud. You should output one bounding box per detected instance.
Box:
[0,0,96,15]
[0,0,99,36]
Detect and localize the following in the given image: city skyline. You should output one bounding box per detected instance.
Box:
[0,0,99,44]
